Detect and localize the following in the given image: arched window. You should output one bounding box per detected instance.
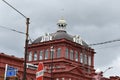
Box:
[28,52,32,61]
[39,50,43,60]
[80,53,83,63]
[75,51,78,61]
[57,48,61,58]
[45,49,49,59]
[65,48,69,58]
[34,51,37,60]
[70,50,73,60]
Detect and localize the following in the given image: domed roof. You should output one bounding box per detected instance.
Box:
[32,36,42,43]
[32,31,73,44]
[32,18,88,47]
[53,31,73,41]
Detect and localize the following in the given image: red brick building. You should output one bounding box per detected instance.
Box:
[26,18,96,80]
[0,53,36,80]
[0,18,108,80]
[0,18,96,80]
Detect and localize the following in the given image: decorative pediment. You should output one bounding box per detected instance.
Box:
[69,66,85,76]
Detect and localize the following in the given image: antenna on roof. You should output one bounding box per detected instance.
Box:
[61,8,64,19]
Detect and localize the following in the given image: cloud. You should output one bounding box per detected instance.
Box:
[0,0,120,77]
[95,57,120,77]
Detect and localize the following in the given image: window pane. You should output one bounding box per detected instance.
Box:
[88,56,91,65]
[57,48,61,58]
[50,48,54,59]
[28,52,32,61]
[84,54,87,64]
[80,53,83,63]
[70,50,73,60]
[65,48,69,58]
[45,49,49,59]
[39,50,43,60]
[34,51,37,60]
[75,51,78,61]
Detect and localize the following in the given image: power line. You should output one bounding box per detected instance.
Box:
[2,0,27,19]
[94,44,120,49]
[0,25,33,43]
[1,25,120,46]
[0,25,25,34]
[89,39,120,46]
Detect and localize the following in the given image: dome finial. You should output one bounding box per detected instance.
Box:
[57,17,67,31]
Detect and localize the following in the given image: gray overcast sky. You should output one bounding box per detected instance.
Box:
[0,0,120,77]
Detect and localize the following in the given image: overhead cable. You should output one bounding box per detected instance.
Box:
[89,39,120,46]
[0,25,25,34]
[2,0,27,19]
[0,25,33,43]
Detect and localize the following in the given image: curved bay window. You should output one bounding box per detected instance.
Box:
[65,48,69,58]
[57,48,61,58]
[75,51,78,61]
[28,51,32,61]
[39,50,43,60]
[34,51,37,60]
[70,50,73,60]
[45,49,49,59]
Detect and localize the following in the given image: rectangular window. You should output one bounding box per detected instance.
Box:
[70,50,73,60]
[84,54,87,64]
[34,51,37,60]
[88,56,91,66]
[39,50,43,60]
[28,52,32,61]
[50,49,54,59]
[75,51,78,61]
[57,48,61,58]
[45,49,48,59]
[65,48,69,58]
[80,53,83,63]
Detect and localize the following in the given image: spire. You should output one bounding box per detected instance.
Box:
[57,18,67,31]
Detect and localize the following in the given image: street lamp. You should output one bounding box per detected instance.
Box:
[2,0,30,80]
[50,46,54,80]
[103,67,113,74]
[93,67,113,80]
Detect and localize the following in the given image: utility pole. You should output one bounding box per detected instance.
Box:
[2,0,30,80]
[23,18,29,80]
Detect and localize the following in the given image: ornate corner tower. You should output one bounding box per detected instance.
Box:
[27,18,95,80]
